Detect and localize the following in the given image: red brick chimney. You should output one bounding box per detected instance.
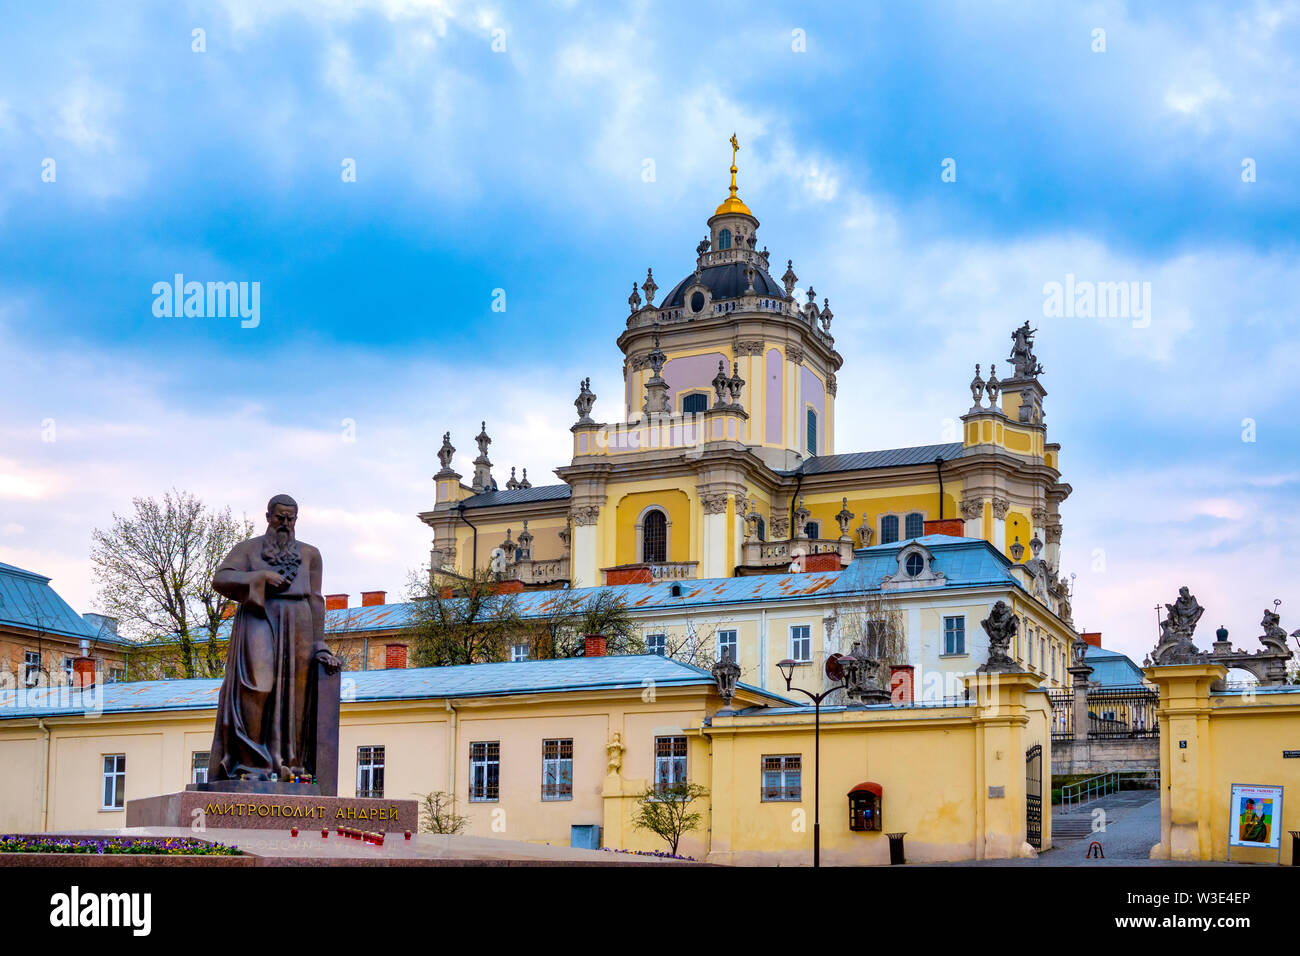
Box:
[384,644,408,669]
[1081,632,1102,648]
[326,593,349,611]
[73,658,96,689]
[924,518,965,538]
[584,634,607,658]
[361,590,387,607]
[890,665,915,704]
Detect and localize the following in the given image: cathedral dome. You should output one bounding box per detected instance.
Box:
[661,262,785,308]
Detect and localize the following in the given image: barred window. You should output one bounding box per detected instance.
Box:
[192,752,210,785]
[541,738,573,801]
[643,509,667,563]
[654,736,688,792]
[761,755,802,801]
[470,741,500,802]
[357,745,385,798]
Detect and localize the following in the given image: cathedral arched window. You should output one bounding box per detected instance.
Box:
[905,512,924,539]
[718,229,732,250]
[881,515,900,544]
[643,509,668,564]
[806,409,818,455]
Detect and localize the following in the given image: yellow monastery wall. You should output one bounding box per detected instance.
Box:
[611,486,693,566]
[1147,664,1300,864]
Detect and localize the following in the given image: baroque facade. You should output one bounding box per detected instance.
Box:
[419,140,1074,633]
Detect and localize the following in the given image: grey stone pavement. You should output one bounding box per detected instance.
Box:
[925,790,1254,867]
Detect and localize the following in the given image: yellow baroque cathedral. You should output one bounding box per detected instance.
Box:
[420,138,1073,621]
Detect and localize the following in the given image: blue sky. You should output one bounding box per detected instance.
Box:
[2,0,1299,664]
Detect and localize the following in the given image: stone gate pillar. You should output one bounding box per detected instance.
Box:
[1143,662,1227,861]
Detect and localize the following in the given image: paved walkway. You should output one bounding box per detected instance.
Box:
[1040,790,1162,864]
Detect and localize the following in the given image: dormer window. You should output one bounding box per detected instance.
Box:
[905,552,924,577]
[718,228,732,250]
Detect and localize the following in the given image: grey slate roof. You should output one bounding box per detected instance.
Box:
[0,654,794,719]
[459,484,572,509]
[0,560,126,644]
[661,262,785,308]
[1082,644,1148,687]
[789,442,965,475]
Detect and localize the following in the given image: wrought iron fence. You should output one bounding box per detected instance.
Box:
[1050,685,1159,739]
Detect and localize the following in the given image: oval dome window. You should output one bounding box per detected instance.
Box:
[690,291,705,313]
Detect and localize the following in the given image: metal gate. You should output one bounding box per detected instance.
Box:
[1026,744,1042,850]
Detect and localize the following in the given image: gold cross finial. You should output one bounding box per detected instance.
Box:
[715,132,752,216]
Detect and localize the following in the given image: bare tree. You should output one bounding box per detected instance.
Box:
[91,489,253,679]
[406,568,524,666]
[419,791,469,834]
[823,589,909,700]
[631,782,709,856]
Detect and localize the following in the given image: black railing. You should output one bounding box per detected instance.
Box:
[1050,685,1159,739]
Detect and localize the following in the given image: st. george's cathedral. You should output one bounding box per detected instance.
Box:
[420,137,1074,626]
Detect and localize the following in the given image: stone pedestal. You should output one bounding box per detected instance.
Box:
[127,789,418,832]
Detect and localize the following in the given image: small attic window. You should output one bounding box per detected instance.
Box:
[905,552,925,577]
[671,584,684,598]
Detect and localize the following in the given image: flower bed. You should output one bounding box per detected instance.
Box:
[599,847,697,862]
[1,835,240,856]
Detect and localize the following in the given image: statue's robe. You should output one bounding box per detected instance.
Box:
[207,535,327,781]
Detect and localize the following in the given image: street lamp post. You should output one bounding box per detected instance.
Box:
[777,657,845,868]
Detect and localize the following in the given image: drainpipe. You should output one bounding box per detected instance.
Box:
[935,456,945,520]
[445,699,458,805]
[37,718,51,831]
[788,472,804,539]
[456,502,479,575]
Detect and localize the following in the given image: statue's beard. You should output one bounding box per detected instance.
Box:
[262,529,302,584]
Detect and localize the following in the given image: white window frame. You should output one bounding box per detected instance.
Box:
[356,745,385,798]
[716,629,738,663]
[943,615,966,656]
[102,754,126,811]
[761,754,803,802]
[541,738,573,801]
[789,625,812,663]
[646,633,667,657]
[654,735,688,793]
[192,752,210,784]
[511,643,530,662]
[23,650,41,688]
[63,656,76,685]
[470,741,500,802]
